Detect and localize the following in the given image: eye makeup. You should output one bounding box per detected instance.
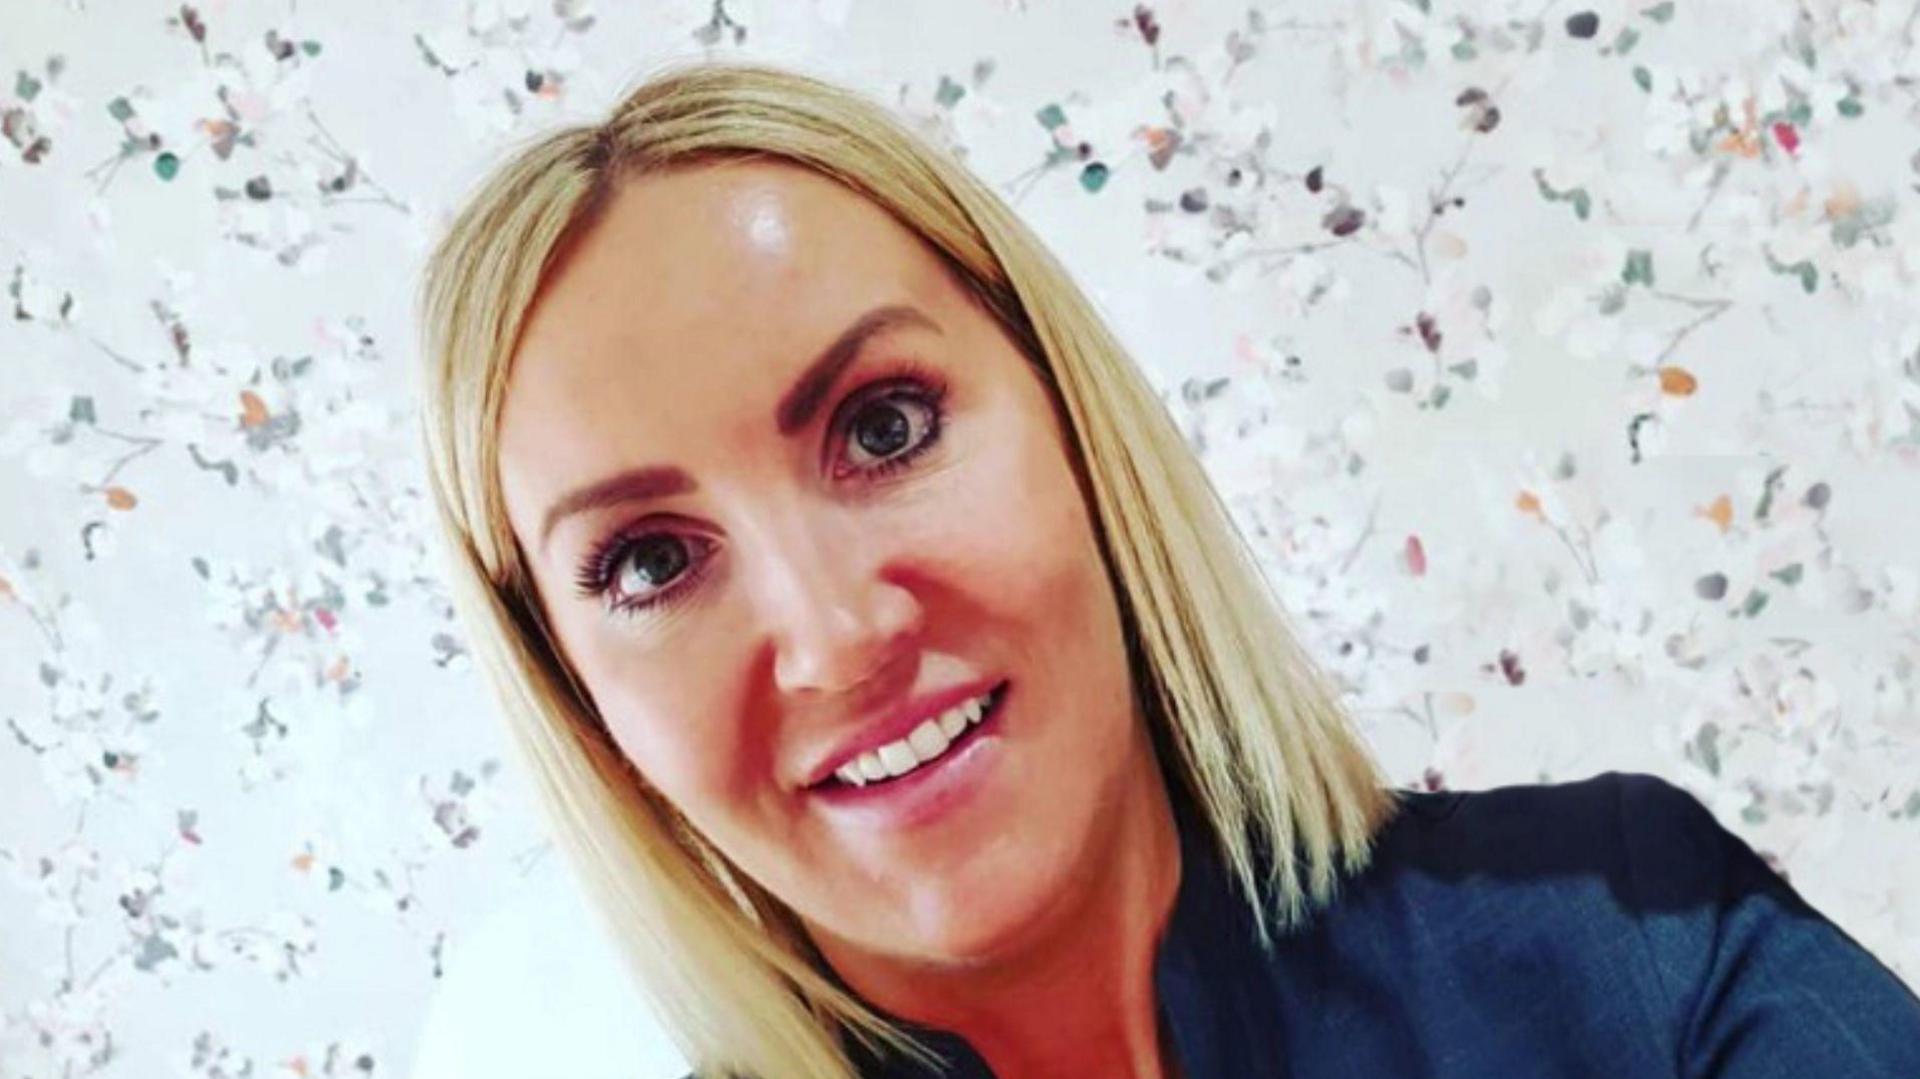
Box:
[569,358,952,620]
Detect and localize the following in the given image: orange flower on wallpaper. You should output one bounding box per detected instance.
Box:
[1698,494,1734,533]
[240,389,271,428]
[1715,96,1764,158]
[1658,365,1698,396]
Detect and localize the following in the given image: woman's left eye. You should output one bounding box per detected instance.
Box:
[572,363,950,619]
[833,368,948,481]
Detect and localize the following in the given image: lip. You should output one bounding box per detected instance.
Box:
[802,677,1009,790]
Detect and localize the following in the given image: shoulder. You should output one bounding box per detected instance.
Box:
[1348,770,1744,957]
[1404,768,1773,910]
[1325,774,1720,1023]
[1405,767,1694,828]
[1372,768,1691,880]
[1363,771,1836,1005]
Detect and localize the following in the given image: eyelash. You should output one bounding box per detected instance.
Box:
[570,359,951,620]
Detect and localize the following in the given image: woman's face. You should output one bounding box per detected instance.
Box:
[496,159,1151,969]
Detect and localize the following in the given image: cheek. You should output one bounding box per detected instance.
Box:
[908,392,1103,619]
[562,632,759,809]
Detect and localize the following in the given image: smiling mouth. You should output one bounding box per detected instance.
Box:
[808,680,1010,795]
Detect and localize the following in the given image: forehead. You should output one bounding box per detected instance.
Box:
[513,158,955,378]
[496,160,963,527]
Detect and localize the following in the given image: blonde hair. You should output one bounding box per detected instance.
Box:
[414,56,1402,1079]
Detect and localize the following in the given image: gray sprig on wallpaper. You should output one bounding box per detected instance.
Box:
[2,1,1916,1076]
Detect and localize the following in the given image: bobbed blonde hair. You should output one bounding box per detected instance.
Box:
[414,56,1402,1079]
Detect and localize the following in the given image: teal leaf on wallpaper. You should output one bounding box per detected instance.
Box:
[1452,40,1476,61]
[301,39,322,56]
[1832,196,1894,248]
[186,443,239,485]
[413,32,459,75]
[1788,24,1817,68]
[133,934,178,972]
[1633,64,1652,91]
[1764,246,1819,292]
[1611,27,1640,54]
[316,524,348,567]
[1756,464,1787,520]
[1687,721,1722,776]
[1079,162,1109,192]
[935,74,964,108]
[1642,1,1675,22]
[15,70,42,101]
[1622,249,1655,286]
[1394,21,1428,68]
[1770,563,1804,586]
[106,95,133,121]
[1837,95,1864,117]
[1035,103,1067,130]
[1532,169,1593,219]
[154,151,179,180]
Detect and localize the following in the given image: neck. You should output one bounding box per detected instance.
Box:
[818,739,1185,1079]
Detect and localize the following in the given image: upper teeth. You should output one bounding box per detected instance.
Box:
[833,689,994,788]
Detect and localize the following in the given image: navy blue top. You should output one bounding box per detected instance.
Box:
[701,771,1920,1078]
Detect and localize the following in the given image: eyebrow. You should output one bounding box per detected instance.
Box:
[535,303,942,556]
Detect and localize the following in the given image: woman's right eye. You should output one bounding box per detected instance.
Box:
[572,530,715,618]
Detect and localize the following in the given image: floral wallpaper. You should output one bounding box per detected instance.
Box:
[3,0,1916,1076]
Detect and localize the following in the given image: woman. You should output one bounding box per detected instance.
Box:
[412,59,1920,1079]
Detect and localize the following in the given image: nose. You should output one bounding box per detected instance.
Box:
[746,500,922,699]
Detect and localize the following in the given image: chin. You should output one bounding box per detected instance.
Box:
[890,869,1068,968]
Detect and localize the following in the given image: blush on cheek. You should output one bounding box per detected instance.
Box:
[602,683,775,811]
[596,701,699,790]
